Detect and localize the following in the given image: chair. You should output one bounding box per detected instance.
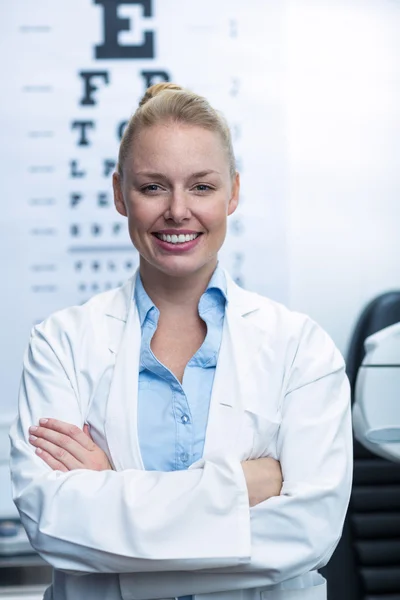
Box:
[321,291,400,600]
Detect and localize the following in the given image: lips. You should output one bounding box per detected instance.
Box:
[155,232,200,244]
[152,231,203,252]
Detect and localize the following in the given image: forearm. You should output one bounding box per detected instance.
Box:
[11,436,251,573]
[116,481,349,598]
[11,327,251,573]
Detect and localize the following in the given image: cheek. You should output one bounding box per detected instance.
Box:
[201,200,229,231]
[126,199,157,230]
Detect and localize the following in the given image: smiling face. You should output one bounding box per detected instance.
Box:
[113,121,239,280]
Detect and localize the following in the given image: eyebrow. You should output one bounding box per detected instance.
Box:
[134,170,221,179]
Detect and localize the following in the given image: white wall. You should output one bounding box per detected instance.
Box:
[285,0,400,354]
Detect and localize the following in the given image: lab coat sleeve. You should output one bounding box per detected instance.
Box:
[233,318,353,578]
[9,325,251,574]
[120,317,353,598]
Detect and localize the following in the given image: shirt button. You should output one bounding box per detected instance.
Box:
[181,414,190,424]
[180,452,189,463]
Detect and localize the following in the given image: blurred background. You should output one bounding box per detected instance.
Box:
[0,0,399,598]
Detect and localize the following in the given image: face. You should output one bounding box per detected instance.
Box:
[113,122,239,280]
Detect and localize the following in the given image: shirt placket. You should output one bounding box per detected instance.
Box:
[142,317,194,472]
[172,381,193,471]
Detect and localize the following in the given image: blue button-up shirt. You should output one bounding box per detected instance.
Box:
[134,265,227,600]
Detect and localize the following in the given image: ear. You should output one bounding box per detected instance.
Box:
[113,172,127,217]
[227,171,240,216]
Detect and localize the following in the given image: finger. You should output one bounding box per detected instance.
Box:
[29,425,88,465]
[38,419,95,451]
[29,434,82,470]
[83,424,93,440]
[34,447,69,472]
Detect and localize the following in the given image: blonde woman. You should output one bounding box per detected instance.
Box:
[10,83,352,600]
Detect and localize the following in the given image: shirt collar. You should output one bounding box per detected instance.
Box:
[134,275,157,327]
[205,263,227,301]
[134,263,227,328]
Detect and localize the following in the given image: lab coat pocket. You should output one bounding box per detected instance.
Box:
[238,410,281,461]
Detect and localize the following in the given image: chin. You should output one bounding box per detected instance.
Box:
[146,255,216,279]
[158,263,204,278]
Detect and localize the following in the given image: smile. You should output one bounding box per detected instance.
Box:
[154,233,201,244]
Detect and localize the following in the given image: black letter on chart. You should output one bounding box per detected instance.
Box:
[141,70,170,89]
[98,192,110,207]
[103,159,116,176]
[70,193,83,207]
[117,120,128,140]
[95,0,154,59]
[79,71,109,105]
[71,121,95,146]
[70,160,86,178]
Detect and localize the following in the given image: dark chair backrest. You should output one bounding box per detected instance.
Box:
[346,291,400,394]
[321,291,400,600]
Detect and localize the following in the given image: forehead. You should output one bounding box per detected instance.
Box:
[128,122,229,175]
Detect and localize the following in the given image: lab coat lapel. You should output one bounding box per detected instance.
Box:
[104,272,145,471]
[103,270,264,469]
[202,273,264,458]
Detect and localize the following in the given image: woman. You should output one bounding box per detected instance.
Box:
[9,83,352,600]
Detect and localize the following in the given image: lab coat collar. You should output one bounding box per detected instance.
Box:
[224,269,263,315]
[104,268,263,324]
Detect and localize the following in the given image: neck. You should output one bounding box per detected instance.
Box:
[139,259,218,314]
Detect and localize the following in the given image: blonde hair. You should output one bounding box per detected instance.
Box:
[117,83,236,179]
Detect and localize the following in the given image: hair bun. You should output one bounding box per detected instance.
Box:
[139,82,184,107]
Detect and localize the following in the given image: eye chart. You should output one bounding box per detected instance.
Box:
[1,0,287,417]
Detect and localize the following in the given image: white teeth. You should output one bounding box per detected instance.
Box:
[158,233,199,244]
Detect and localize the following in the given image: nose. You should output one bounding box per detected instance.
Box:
[163,189,191,223]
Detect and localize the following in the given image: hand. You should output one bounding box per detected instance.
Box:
[29,419,112,473]
[241,457,282,507]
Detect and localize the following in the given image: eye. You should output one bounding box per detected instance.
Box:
[193,184,213,193]
[141,184,162,194]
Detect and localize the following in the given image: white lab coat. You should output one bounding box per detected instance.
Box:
[9,270,352,600]
[352,322,400,462]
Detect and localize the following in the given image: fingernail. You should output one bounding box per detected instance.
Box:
[29,435,37,442]
[35,448,42,454]
[29,426,38,432]
[39,419,48,424]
